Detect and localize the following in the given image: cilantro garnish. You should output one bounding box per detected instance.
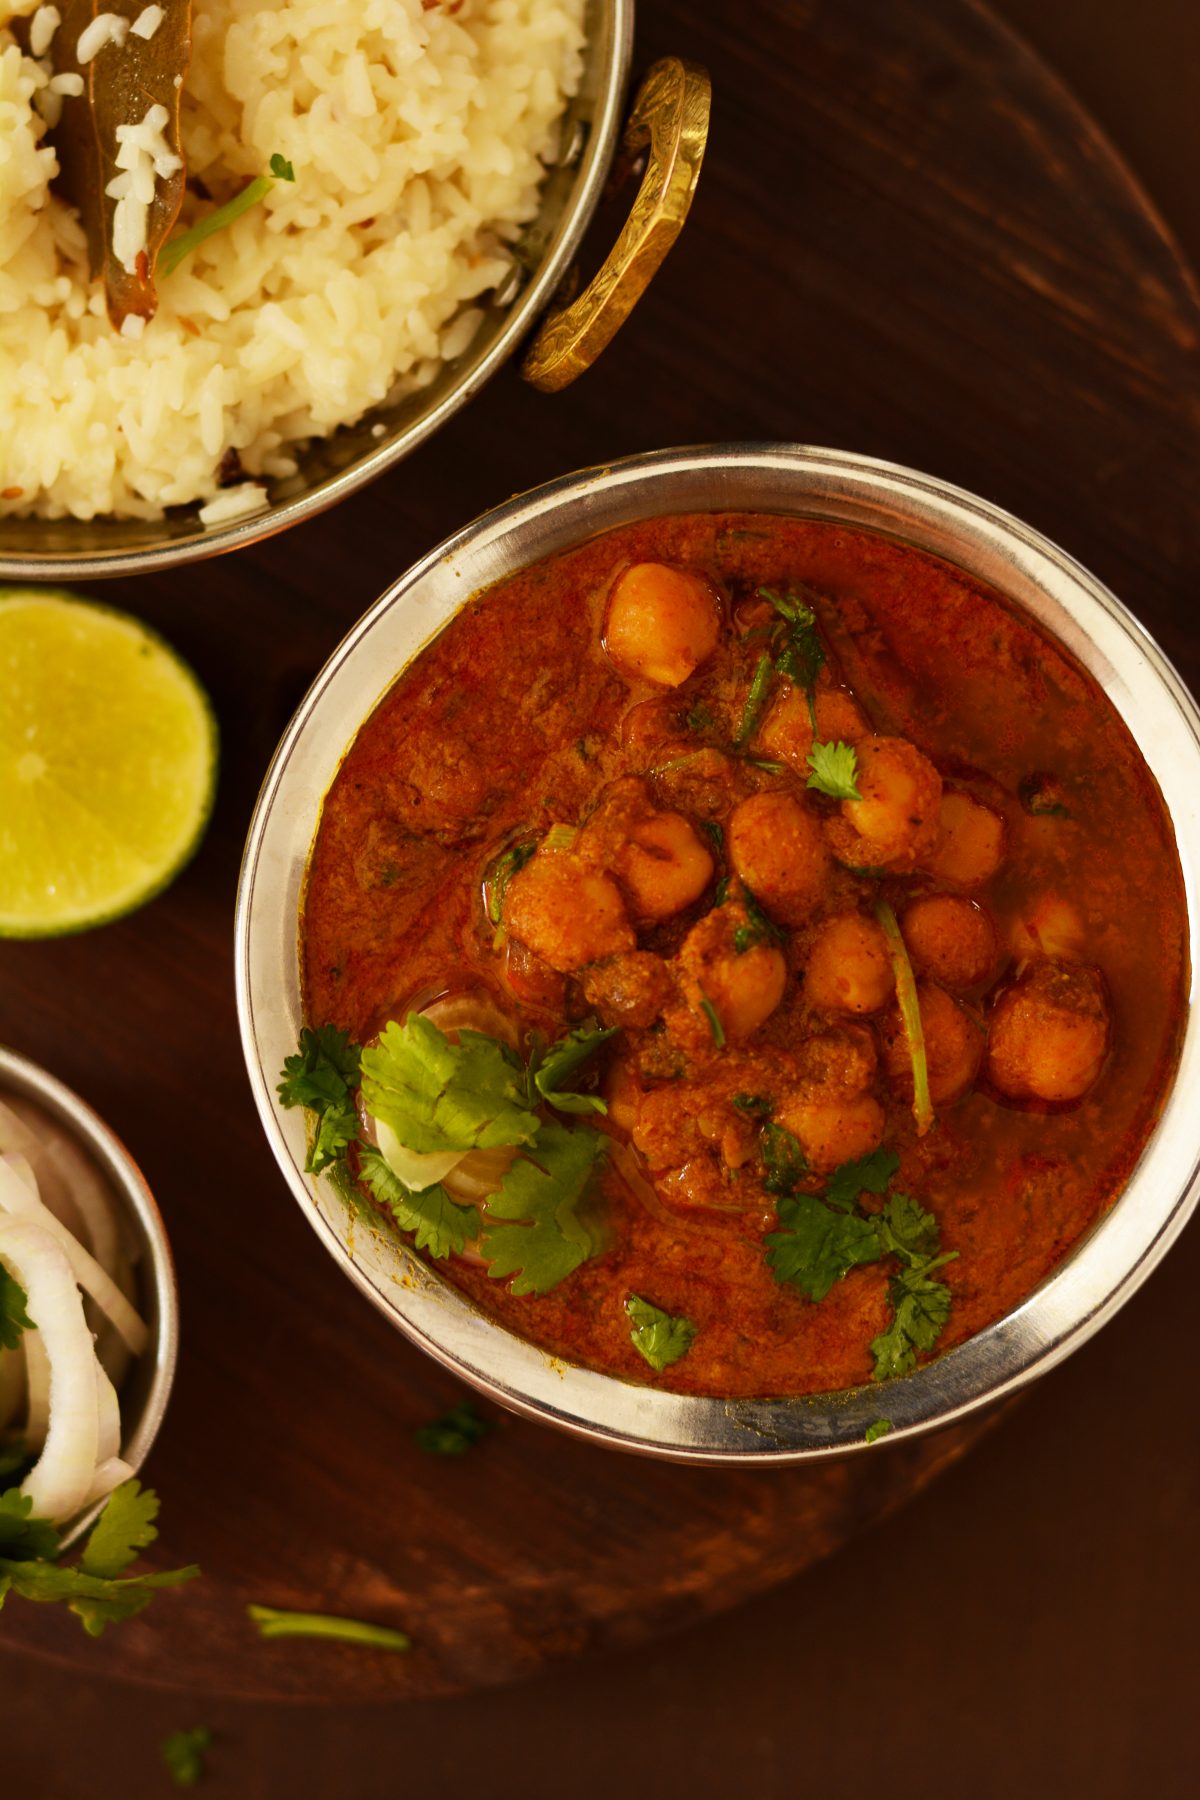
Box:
[361,1014,539,1155]
[415,1399,494,1456]
[733,652,775,749]
[246,1604,411,1651]
[699,818,725,856]
[875,899,934,1135]
[161,152,297,277]
[0,1270,34,1351]
[358,1149,479,1260]
[482,1122,607,1296]
[0,1441,27,1480]
[162,1727,213,1789]
[626,1294,697,1371]
[732,886,782,955]
[0,1481,198,1637]
[760,586,827,731]
[764,1151,957,1381]
[487,841,536,925]
[277,1024,363,1175]
[697,991,726,1048]
[806,740,862,801]
[760,1122,808,1195]
[864,1419,892,1445]
[732,1092,771,1117]
[529,1022,617,1116]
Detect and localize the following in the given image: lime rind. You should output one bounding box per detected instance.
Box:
[0,589,218,938]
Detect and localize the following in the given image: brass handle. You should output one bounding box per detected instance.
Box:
[521,56,711,394]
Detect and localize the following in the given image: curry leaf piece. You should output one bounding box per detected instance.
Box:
[0,1487,59,1561]
[824,1148,901,1214]
[760,1122,808,1196]
[80,1478,160,1578]
[162,1727,213,1789]
[864,1419,893,1445]
[806,739,862,801]
[875,898,934,1136]
[482,1121,606,1297]
[0,1271,34,1351]
[0,1556,200,1637]
[160,151,295,277]
[734,651,775,749]
[626,1294,697,1372]
[277,1024,363,1176]
[358,1148,479,1261]
[361,1014,539,1156]
[533,1022,618,1116]
[50,0,194,328]
[415,1399,494,1456]
[765,1193,883,1303]
[246,1604,411,1650]
[870,1259,956,1381]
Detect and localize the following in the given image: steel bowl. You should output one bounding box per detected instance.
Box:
[0,4,709,581]
[235,443,1200,1464]
[0,1044,179,1541]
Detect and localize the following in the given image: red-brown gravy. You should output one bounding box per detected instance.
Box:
[304,514,1187,1398]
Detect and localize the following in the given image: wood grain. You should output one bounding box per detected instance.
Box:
[0,0,1197,1704]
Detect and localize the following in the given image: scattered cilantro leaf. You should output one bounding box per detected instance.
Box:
[531,1022,617,1116]
[163,1727,213,1788]
[358,1148,479,1260]
[487,841,536,925]
[760,1122,808,1195]
[806,739,861,801]
[0,1487,59,1561]
[483,1122,607,1296]
[871,1260,956,1381]
[824,1148,900,1213]
[269,153,295,181]
[0,1271,34,1351]
[246,1604,410,1651]
[732,887,783,955]
[734,652,775,749]
[875,898,934,1135]
[765,1193,883,1301]
[0,1555,199,1637]
[0,1441,27,1481]
[875,1190,941,1264]
[162,154,296,277]
[699,818,724,856]
[697,991,726,1048]
[626,1294,697,1371]
[80,1477,159,1578]
[760,586,826,730]
[361,1014,539,1155]
[415,1399,494,1456]
[732,1092,771,1117]
[276,1024,363,1175]
[864,1419,893,1445]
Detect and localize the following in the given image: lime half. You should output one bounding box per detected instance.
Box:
[0,590,217,937]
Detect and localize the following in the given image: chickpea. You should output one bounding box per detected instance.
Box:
[987,959,1110,1103]
[828,736,942,872]
[582,950,674,1029]
[804,913,894,1014]
[674,904,787,1043]
[754,681,870,770]
[881,981,984,1106]
[775,1091,886,1175]
[503,849,634,972]
[612,809,714,923]
[903,895,998,991]
[604,562,722,688]
[727,791,830,925]
[923,792,1005,887]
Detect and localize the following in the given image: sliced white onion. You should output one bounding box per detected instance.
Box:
[85,1456,134,1507]
[23,1329,51,1451]
[442,1143,517,1205]
[0,1219,99,1522]
[374,1117,466,1192]
[95,1362,121,1464]
[5,1094,127,1277]
[0,1099,93,1253]
[0,1157,148,1355]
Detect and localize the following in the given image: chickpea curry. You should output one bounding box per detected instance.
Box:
[283,514,1187,1399]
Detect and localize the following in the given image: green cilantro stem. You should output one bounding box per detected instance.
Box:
[246,1604,411,1651]
[697,990,726,1048]
[733,652,775,749]
[161,153,296,277]
[874,899,933,1136]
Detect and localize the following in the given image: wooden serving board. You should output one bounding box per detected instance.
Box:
[2,0,1198,1702]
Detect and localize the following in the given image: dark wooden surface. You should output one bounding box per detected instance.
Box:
[3,0,1199,1784]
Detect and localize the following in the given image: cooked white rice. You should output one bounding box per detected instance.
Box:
[0,0,584,519]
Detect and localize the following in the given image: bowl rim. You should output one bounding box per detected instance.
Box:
[0,1043,179,1539]
[0,0,635,581]
[235,442,1200,1463]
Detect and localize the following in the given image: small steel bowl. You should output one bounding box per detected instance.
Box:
[236,444,1200,1464]
[0,4,709,582]
[0,1044,178,1542]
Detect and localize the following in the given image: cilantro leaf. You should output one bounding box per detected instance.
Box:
[415,1399,493,1456]
[361,1014,539,1155]
[761,586,827,729]
[246,1604,410,1650]
[0,1442,27,1481]
[0,1270,34,1351]
[734,651,776,749]
[806,740,862,801]
[626,1294,696,1371]
[0,1557,199,1637]
[697,992,726,1048]
[824,1148,901,1213]
[875,1191,941,1263]
[359,1148,479,1260]
[163,1727,213,1788]
[81,1479,159,1578]
[482,1122,607,1296]
[269,153,295,181]
[870,1261,956,1380]
[732,887,783,956]
[765,1193,883,1302]
[277,1025,363,1175]
[0,1487,59,1561]
[732,1092,771,1117]
[531,1022,618,1116]
[760,1122,808,1195]
[487,841,536,925]
[864,1419,893,1445]
[699,818,724,856]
